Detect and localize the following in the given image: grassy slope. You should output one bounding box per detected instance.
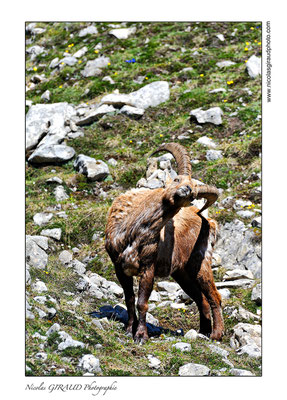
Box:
[26,22,262,376]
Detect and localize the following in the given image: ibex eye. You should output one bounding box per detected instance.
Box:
[174,178,180,182]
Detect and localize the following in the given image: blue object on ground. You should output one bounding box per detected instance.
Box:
[89,305,184,337]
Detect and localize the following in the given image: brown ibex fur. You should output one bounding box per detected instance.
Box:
[105,143,224,343]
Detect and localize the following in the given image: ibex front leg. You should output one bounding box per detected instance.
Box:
[134,264,155,344]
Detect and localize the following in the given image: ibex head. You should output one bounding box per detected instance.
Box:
[150,142,219,213]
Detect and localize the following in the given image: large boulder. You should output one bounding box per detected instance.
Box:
[28,145,75,165]
[100,81,170,110]
[26,103,76,151]
[190,107,223,125]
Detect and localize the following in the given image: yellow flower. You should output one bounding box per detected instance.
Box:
[160,134,163,137]
[246,42,250,45]
[199,47,202,50]
[200,73,204,77]
[250,27,254,30]
[78,60,82,64]
[245,60,248,63]
[114,72,117,75]
[59,85,62,88]
[33,67,37,71]
[107,62,111,66]
[61,62,65,65]
[95,50,99,54]
[145,77,149,80]
[223,99,227,102]
[254,39,258,43]
[65,49,69,53]
[244,47,249,51]
[129,140,133,143]
[258,42,261,45]
[227,80,234,85]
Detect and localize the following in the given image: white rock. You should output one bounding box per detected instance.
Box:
[236,210,255,219]
[208,344,229,358]
[216,280,254,289]
[146,313,159,326]
[216,34,225,41]
[147,355,161,369]
[54,185,69,202]
[100,81,170,110]
[73,46,88,58]
[229,368,255,376]
[184,329,198,341]
[59,250,73,265]
[58,337,85,351]
[157,281,180,293]
[78,354,102,373]
[35,352,47,361]
[28,145,75,165]
[209,88,226,93]
[149,290,161,302]
[33,212,53,226]
[40,228,62,240]
[206,150,223,161]
[223,269,254,281]
[216,60,235,68]
[74,154,109,181]
[196,136,217,148]
[76,104,115,126]
[33,281,48,293]
[246,55,261,78]
[46,323,61,336]
[78,25,98,37]
[179,363,210,376]
[173,342,191,352]
[26,236,48,269]
[251,283,261,305]
[120,105,145,119]
[190,107,223,125]
[218,288,231,299]
[233,199,252,209]
[109,27,136,39]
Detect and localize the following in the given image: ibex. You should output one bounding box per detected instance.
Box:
[105,143,224,344]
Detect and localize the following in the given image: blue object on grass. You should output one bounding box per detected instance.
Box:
[89,305,184,337]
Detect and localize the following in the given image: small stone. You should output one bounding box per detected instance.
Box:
[74,154,109,181]
[107,158,118,166]
[229,368,255,376]
[216,60,235,68]
[251,216,262,228]
[33,212,53,226]
[120,105,145,119]
[41,90,50,102]
[251,283,262,305]
[218,288,231,299]
[157,281,180,293]
[58,337,85,351]
[173,342,191,352]
[102,75,115,84]
[147,355,161,369]
[59,56,78,66]
[149,290,161,302]
[109,27,136,39]
[33,281,48,293]
[59,250,73,265]
[216,280,254,289]
[73,46,88,58]
[78,354,102,373]
[179,363,210,376]
[78,25,98,37]
[196,136,217,148]
[208,344,229,358]
[223,269,254,281]
[209,88,226,93]
[46,176,63,184]
[236,210,255,219]
[40,228,62,240]
[206,150,223,161]
[246,55,261,78]
[216,34,225,41]
[46,323,61,336]
[190,107,223,125]
[54,185,69,202]
[184,329,198,341]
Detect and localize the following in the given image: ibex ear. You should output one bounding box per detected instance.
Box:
[164,170,173,186]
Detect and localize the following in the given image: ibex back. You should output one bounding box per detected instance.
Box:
[105,143,224,344]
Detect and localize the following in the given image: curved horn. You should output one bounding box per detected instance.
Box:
[195,184,219,214]
[149,142,192,176]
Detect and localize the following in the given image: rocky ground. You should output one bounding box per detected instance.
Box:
[26,22,261,376]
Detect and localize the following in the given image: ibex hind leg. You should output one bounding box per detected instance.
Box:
[172,269,212,337]
[196,265,224,341]
[115,265,138,336]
